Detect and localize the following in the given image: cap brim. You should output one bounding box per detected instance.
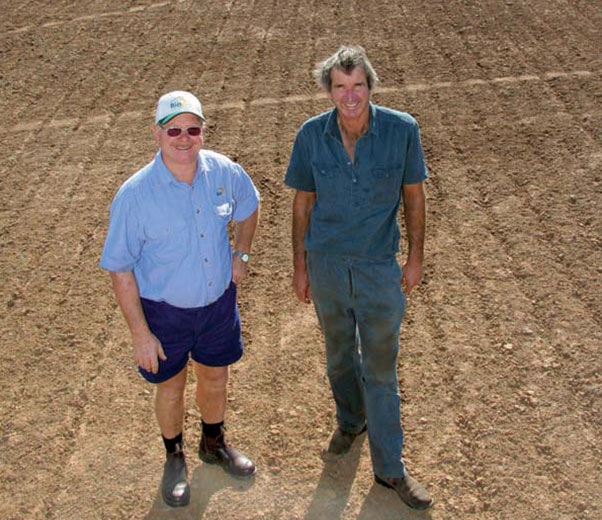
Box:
[158,111,205,125]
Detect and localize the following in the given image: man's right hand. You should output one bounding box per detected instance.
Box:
[132,332,167,374]
[293,267,312,304]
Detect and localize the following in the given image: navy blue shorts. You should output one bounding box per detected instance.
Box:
[139,283,243,383]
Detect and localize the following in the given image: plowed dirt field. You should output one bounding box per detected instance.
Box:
[1,1,600,519]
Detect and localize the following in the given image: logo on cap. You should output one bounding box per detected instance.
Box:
[156,91,204,124]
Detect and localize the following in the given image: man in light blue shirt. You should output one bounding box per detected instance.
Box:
[285,47,432,510]
[100,91,259,508]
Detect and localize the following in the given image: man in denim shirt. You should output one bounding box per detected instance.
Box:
[285,47,432,510]
[100,91,259,508]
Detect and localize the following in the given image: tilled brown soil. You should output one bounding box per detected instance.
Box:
[0,1,600,519]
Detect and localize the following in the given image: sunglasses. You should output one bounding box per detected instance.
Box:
[161,125,203,137]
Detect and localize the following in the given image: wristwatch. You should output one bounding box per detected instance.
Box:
[233,250,250,263]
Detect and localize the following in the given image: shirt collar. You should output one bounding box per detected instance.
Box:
[367,102,378,136]
[324,102,378,139]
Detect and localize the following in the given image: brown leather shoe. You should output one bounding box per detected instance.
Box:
[161,444,190,507]
[375,473,433,510]
[321,425,367,461]
[198,430,256,478]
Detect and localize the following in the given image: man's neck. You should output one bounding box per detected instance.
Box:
[163,160,197,185]
[337,114,370,163]
[337,112,369,142]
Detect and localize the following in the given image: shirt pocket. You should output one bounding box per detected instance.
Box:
[212,199,233,222]
[313,162,336,178]
[144,218,190,263]
[371,166,403,204]
[312,162,346,208]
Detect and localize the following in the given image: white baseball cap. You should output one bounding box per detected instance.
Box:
[155,91,205,125]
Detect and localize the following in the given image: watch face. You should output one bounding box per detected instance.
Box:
[241,253,250,262]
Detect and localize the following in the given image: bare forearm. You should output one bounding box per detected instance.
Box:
[291,190,315,303]
[231,207,259,285]
[292,214,309,256]
[109,271,150,337]
[110,271,165,372]
[403,183,426,263]
[292,191,315,269]
[234,207,259,253]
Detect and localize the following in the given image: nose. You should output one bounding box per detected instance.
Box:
[175,130,192,140]
[342,88,356,101]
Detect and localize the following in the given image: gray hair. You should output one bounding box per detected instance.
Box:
[313,45,379,91]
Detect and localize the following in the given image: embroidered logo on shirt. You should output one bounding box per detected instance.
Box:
[216,186,225,196]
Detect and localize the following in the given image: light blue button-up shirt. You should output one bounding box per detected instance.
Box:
[100,150,259,308]
[285,103,428,259]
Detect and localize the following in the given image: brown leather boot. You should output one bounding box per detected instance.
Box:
[161,443,190,507]
[375,473,433,510]
[321,425,367,461]
[198,428,256,478]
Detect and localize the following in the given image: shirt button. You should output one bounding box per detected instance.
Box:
[200,233,205,238]
[208,281,213,287]
[196,209,200,214]
[204,258,209,263]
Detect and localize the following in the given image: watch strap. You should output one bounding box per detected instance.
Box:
[233,250,250,262]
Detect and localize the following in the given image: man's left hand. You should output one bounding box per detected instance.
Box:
[402,258,423,295]
[232,255,248,285]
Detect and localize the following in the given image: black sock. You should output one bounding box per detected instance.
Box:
[202,420,224,438]
[162,432,183,453]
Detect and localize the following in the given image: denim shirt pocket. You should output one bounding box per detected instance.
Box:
[312,162,346,209]
[213,200,233,221]
[371,166,403,204]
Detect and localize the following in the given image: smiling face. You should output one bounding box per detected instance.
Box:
[152,112,204,176]
[327,66,371,125]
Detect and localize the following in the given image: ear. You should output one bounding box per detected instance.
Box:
[151,123,160,144]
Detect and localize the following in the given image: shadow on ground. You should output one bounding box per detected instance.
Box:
[143,463,255,519]
[304,434,432,520]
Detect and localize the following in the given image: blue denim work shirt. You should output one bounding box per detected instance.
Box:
[100,150,259,308]
[285,103,428,259]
